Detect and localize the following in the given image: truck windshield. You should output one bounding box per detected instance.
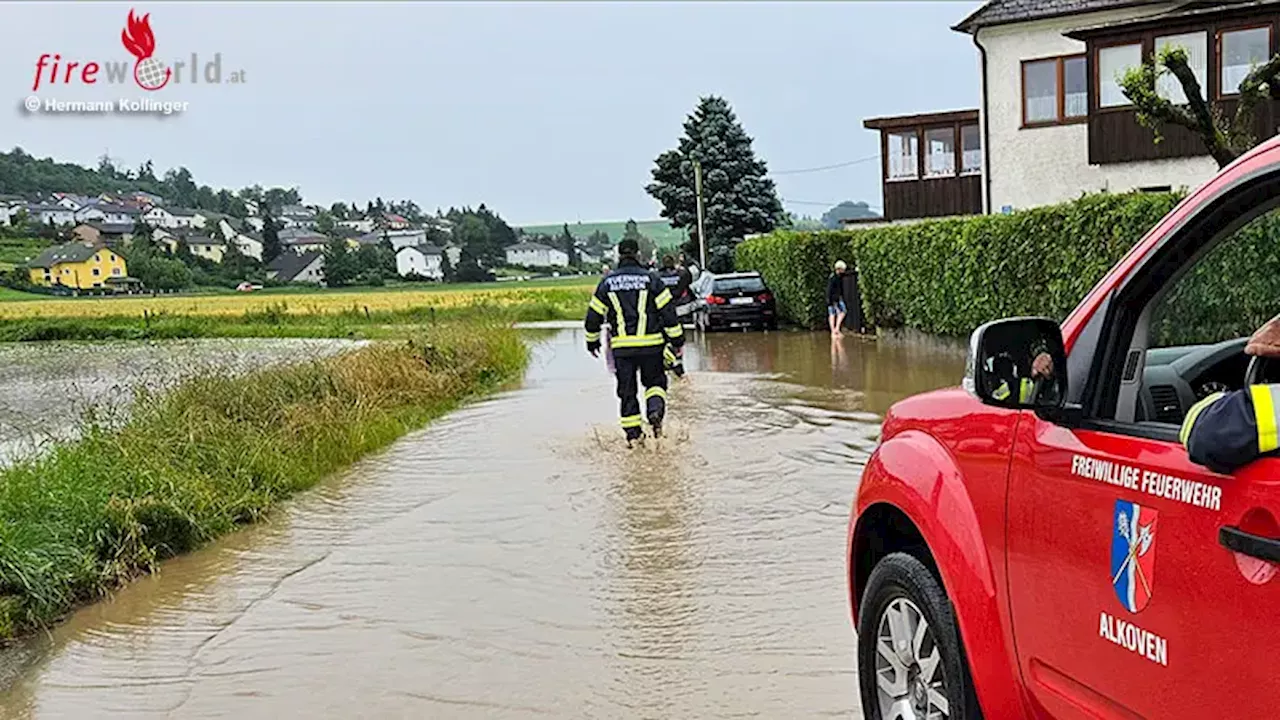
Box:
[714,277,766,293]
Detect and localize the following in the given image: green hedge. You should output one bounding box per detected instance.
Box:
[1151,209,1280,346]
[737,192,1184,336]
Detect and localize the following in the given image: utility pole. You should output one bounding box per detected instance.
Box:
[693,159,707,271]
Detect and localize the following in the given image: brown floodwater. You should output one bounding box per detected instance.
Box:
[0,328,965,719]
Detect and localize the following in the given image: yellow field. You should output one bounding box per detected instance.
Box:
[0,283,595,320]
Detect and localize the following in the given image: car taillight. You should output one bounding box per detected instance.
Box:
[757,293,772,303]
[707,295,727,305]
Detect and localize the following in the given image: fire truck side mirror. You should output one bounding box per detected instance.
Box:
[964,317,1067,411]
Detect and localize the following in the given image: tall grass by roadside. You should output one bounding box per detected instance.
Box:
[0,296,586,343]
[0,322,528,639]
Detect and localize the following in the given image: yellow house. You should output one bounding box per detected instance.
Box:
[28,242,128,289]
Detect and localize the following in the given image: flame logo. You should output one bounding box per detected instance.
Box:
[121,9,171,91]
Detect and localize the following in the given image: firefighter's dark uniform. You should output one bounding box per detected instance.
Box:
[585,258,685,440]
[657,267,687,379]
[1180,385,1280,473]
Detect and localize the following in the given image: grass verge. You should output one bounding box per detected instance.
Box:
[0,293,589,343]
[0,321,528,639]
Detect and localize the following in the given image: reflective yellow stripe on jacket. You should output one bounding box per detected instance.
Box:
[1252,384,1280,454]
[588,295,608,316]
[637,289,649,340]
[1019,378,1035,404]
[612,333,665,348]
[1180,391,1225,446]
[655,288,672,309]
[608,292,627,335]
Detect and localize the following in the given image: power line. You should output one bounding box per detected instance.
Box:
[771,154,880,175]
[782,198,882,210]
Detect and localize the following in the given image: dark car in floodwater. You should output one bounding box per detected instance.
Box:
[692,272,777,331]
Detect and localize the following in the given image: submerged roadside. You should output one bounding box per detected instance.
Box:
[0,320,529,640]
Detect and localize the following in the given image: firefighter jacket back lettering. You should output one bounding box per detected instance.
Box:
[584,263,684,356]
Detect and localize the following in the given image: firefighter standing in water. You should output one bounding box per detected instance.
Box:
[657,254,689,380]
[585,238,685,446]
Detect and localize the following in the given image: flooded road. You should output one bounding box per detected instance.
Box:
[0,329,964,719]
[0,338,363,464]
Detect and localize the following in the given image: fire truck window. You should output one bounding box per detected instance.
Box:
[1149,208,1280,349]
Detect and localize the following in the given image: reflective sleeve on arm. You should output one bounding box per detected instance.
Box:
[1183,387,1280,474]
[585,285,609,335]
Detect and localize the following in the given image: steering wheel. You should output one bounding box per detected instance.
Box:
[1246,354,1271,387]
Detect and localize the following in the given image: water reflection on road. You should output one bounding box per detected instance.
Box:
[0,329,964,719]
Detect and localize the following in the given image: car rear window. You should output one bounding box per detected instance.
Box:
[713,276,766,293]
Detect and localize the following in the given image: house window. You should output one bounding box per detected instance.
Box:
[112,268,122,276]
[92,268,100,276]
[924,127,955,177]
[1220,26,1272,95]
[1023,58,1058,123]
[1098,43,1143,108]
[961,124,982,173]
[886,131,919,180]
[1022,55,1086,125]
[1155,32,1208,104]
[1063,56,1087,117]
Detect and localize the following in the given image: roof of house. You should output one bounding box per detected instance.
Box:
[506,241,556,251]
[864,108,980,131]
[266,250,324,281]
[1065,0,1280,36]
[177,233,224,246]
[83,222,136,234]
[952,0,1165,33]
[398,243,443,256]
[27,203,71,213]
[28,242,106,268]
[279,228,330,243]
[168,207,203,217]
[84,202,141,216]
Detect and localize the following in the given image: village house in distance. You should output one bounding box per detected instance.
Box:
[860,0,1270,223]
[27,242,130,291]
[505,240,569,268]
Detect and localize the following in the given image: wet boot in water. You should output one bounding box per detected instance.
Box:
[649,415,663,439]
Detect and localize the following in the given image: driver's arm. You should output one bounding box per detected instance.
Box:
[1181,385,1280,473]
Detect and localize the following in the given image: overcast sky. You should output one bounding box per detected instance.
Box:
[2,1,982,225]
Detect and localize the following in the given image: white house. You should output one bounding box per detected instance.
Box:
[27,203,77,226]
[54,194,93,211]
[74,203,138,225]
[279,205,317,229]
[505,241,569,268]
[266,250,325,285]
[360,228,427,250]
[339,218,376,233]
[443,243,462,266]
[178,234,227,263]
[0,200,21,226]
[278,228,331,254]
[217,218,264,261]
[245,216,265,232]
[953,0,1235,214]
[144,206,206,229]
[396,244,444,280]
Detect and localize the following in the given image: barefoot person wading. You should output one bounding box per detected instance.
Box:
[827,260,848,337]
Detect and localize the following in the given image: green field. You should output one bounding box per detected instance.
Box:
[518,219,689,250]
[0,237,48,269]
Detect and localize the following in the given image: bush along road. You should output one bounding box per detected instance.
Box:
[732,191,1235,338]
[0,321,528,639]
